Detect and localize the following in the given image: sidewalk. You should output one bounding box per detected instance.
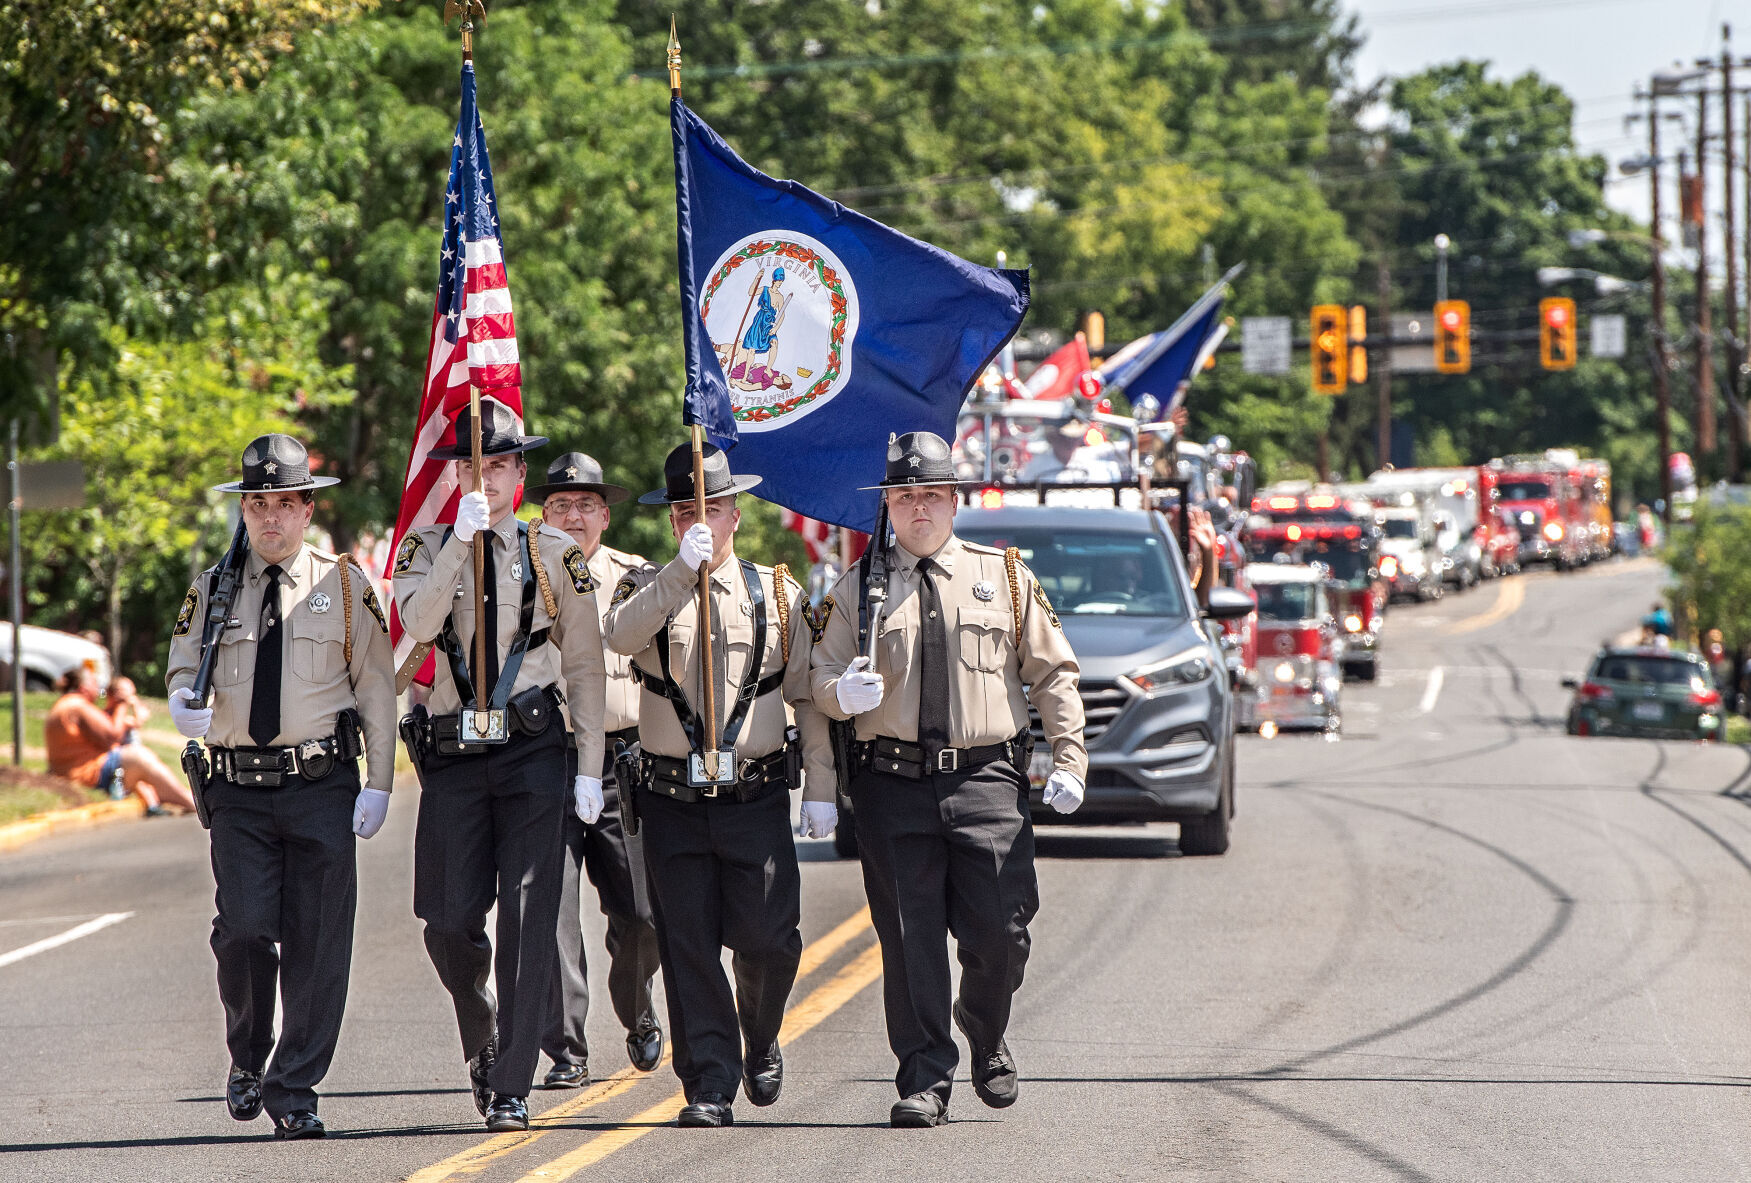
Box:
[0,795,147,853]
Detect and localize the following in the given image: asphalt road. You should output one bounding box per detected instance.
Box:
[4,555,1751,1181]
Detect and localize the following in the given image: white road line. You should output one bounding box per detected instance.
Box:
[0,912,133,969]
[1416,666,1446,716]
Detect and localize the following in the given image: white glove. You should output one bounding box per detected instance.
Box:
[574,774,604,825]
[453,490,492,543]
[168,687,212,739]
[353,788,391,839]
[677,522,715,571]
[799,801,838,838]
[1042,770,1085,815]
[835,656,885,715]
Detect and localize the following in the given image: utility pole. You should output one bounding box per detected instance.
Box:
[1722,27,1743,480]
[1648,91,1676,522]
[1695,92,1717,457]
[1377,256,1393,470]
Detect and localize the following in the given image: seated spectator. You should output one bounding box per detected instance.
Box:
[105,676,146,747]
[45,665,195,816]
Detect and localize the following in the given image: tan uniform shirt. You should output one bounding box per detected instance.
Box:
[166,544,399,794]
[603,550,832,801]
[392,516,608,773]
[588,544,644,734]
[810,535,1088,781]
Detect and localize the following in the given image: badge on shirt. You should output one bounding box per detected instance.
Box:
[805,595,835,646]
[309,592,332,613]
[393,533,425,575]
[173,587,199,637]
[1032,582,1061,630]
[611,574,638,607]
[362,586,389,635]
[972,580,996,602]
[562,545,595,595]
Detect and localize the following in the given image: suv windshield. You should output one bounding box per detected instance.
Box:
[1381,518,1418,539]
[1499,480,1554,502]
[1255,583,1317,621]
[955,526,1186,617]
[1593,655,1711,688]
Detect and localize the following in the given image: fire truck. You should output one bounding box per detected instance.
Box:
[1494,453,1590,570]
[1247,491,1386,681]
[1246,562,1344,733]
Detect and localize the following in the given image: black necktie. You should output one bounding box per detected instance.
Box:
[916,558,951,757]
[248,565,284,746]
[480,536,500,696]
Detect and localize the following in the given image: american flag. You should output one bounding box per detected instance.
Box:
[388,62,523,678]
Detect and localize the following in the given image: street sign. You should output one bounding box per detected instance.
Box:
[18,461,84,509]
[1591,314,1626,359]
[1241,316,1292,375]
[1389,313,1436,373]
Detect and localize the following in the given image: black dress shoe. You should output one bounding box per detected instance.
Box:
[954,1000,1018,1108]
[890,1092,948,1128]
[272,1110,325,1140]
[467,1039,497,1117]
[542,1061,589,1089]
[225,1064,264,1122]
[485,1093,528,1132]
[742,1041,782,1107]
[626,1020,663,1073]
[676,1092,734,1127]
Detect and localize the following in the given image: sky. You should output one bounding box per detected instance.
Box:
[1347,0,1738,240]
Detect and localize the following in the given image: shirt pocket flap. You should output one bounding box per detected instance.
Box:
[956,605,1011,672]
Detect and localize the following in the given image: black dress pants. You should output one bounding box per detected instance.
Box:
[640,785,801,1102]
[542,747,661,1069]
[850,757,1039,1103]
[208,761,360,1120]
[413,720,568,1097]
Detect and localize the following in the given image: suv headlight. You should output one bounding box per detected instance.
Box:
[1125,648,1213,695]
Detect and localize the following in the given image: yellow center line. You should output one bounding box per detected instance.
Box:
[406,904,875,1183]
[513,942,886,1183]
[1442,575,1526,636]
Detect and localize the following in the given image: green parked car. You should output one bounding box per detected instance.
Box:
[1563,647,1724,741]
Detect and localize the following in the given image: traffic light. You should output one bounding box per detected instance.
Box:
[1310,304,1347,394]
[1434,299,1470,374]
[1348,305,1368,385]
[1540,297,1576,371]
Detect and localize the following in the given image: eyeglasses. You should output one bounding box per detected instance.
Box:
[543,497,604,516]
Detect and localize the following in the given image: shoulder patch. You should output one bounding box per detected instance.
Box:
[805,595,835,646]
[562,545,595,596]
[610,572,639,607]
[1032,581,1061,630]
[173,587,199,637]
[393,533,426,575]
[362,584,389,635]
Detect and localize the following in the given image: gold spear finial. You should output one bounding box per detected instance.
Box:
[444,0,487,61]
[667,14,682,97]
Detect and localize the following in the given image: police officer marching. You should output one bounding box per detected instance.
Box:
[166,434,397,1140]
[602,442,826,1128]
[391,399,608,1133]
[526,452,664,1086]
[810,431,1087,1129]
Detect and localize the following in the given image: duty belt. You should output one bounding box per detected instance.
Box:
[211,735,350,787]
[642,749,788,804]
[866,732,1029,780]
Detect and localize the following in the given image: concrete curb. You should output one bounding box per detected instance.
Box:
[0,797,147,854]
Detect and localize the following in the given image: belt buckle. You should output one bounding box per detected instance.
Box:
[935,747,960,773]
[687,749,739,788]
[697,783,721,798]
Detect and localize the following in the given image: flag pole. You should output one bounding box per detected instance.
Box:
[459,1,490,726]
[672,17,719,771]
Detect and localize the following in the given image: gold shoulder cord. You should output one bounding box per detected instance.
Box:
[1004,546,1023,642]
[527,525,559,618]
[338,557,355,667]
[773,563,792,665]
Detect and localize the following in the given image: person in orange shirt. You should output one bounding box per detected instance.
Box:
[45,665,195,814]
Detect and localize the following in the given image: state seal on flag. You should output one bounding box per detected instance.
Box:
[700,230,859,431]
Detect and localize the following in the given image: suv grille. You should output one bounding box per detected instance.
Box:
[1030,681,1130,745]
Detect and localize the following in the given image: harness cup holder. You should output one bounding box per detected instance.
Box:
[460,709,510,745]
[688,748,739,788]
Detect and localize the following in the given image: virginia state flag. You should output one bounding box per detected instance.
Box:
[672,98,1030,531]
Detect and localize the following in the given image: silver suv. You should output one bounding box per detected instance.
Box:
[957,503,1252,855]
